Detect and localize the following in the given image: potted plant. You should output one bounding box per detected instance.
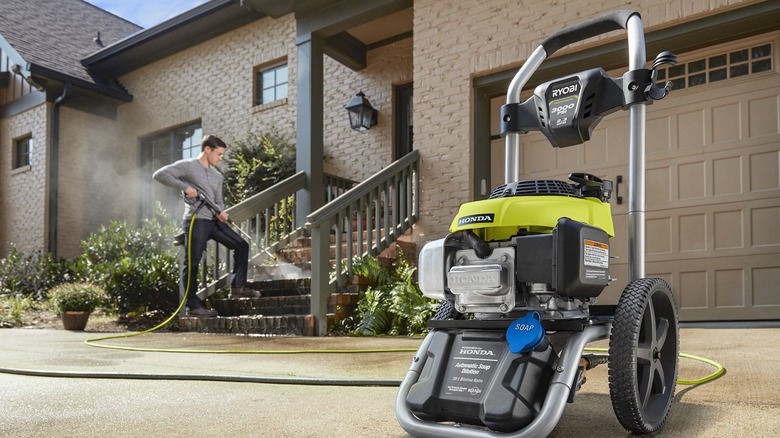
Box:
[50,282,106,330]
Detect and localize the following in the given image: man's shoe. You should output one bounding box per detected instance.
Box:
[187,307,218,317]
[230,287,261,298]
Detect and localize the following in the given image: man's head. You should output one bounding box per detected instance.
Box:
[202,134,226,151]
[201,134,226,166]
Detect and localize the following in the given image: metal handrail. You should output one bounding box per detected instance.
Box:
[307,150,420,335]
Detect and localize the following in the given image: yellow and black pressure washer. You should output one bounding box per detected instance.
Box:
[396,10,682,437]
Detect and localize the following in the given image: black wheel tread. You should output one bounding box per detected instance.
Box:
[608,278,679,434]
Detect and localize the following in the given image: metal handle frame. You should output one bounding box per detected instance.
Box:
[504,11,646,280]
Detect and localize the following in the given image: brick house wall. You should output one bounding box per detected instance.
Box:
[56,106,127,258]
[0,104,48,255]
[77,13,413,256]
[323,37,413,180]
[117,14,297,148]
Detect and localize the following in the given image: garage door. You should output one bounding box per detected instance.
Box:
[490,33,780,321]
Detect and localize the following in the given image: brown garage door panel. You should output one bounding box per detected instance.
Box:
[642,197,780,260]
[647,254,780,321]
[596,255,780,321]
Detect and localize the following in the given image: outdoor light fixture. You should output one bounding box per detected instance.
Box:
[346,91,378,132]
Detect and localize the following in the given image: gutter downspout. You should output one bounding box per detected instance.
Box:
[48,82,72,255]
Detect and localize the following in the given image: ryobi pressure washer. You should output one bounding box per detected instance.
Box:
[396,11,680,437]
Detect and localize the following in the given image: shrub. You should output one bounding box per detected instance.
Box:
[221,131,296,206]
[50,282,106,314]
[0,246,73,300]
[73,210,179,313]
[0,295,32,327]
[340,252,438,336]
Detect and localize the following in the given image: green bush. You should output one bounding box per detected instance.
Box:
[221,131,296,206]
[50,282,106,314]
[0,246,73,300]
[74,212,179,313]
[339,252,438,336]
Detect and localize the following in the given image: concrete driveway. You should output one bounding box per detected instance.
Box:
[0,327,778,437]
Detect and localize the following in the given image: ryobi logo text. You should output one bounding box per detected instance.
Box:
[458,214,495,227]
[551,82,579,97]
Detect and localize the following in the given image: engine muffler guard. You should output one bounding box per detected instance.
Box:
[405,329,555,432]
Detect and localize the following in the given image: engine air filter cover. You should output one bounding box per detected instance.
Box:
[489,180,576,199]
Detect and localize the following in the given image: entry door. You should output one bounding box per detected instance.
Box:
[395,83,413,159]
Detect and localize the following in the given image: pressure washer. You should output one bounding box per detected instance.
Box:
[396,10,682,437]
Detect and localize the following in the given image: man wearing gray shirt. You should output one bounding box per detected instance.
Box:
[153,134,258,317]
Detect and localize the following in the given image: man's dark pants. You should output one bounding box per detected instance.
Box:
[182,218,249,309]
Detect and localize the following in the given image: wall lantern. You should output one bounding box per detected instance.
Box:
[346,91,378,132]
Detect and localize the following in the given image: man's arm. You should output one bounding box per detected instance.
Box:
[153,161,192,193]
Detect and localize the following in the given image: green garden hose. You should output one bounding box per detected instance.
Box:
[584,347,725,385]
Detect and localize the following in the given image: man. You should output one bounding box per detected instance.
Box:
[153,134,259,318]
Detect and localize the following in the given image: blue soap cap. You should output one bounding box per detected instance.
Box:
[506,311,545,354]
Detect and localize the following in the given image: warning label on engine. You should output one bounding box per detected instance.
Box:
[583,239,609,269]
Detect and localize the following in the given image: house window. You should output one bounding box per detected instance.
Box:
[656,42,774,90]
[140,123,202,218]
[13,136,32,169]
[255,63,288,106]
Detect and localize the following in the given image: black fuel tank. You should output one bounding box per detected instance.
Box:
[405,329,555,432]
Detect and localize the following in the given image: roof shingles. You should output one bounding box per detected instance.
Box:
[0,0,141,85]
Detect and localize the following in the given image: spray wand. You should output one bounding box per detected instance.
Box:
[196,192,278,261]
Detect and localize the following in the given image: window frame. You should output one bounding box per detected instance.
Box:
[254,61,289,107]
[13,135,32,170]
[655,35,777,92]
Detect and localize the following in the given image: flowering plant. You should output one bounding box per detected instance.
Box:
[51,282,106,313]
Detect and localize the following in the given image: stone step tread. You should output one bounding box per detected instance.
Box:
[179,314,317,336]
[211,292,358,317]
[178,312,347,336]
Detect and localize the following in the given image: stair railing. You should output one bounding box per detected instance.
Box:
[180,171,358,308]
[307,150,420,335]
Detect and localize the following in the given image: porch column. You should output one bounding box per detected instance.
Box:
[295,33,325,228]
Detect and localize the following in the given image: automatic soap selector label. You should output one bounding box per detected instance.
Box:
[443,344,501,398]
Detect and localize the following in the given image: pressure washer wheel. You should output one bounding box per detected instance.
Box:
[608,278,679,434]
[433,299,464,321]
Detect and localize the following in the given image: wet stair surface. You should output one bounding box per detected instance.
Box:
[179,235,360,336]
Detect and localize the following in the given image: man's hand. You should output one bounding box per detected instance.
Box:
[184,186,198,199]
[217,212,229,223]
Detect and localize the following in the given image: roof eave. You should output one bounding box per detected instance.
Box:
[27,63,133,103]
[82,0,266,77]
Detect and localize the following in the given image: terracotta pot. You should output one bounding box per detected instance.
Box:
[62,311,90,331]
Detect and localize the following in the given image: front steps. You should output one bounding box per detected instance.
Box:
[178,226,416,336]
[178,236,361,336]
[178,293,358,336]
